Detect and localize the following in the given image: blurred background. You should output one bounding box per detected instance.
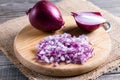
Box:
[0,0,120,23]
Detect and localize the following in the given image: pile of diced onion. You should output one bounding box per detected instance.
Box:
[36,33,94,65]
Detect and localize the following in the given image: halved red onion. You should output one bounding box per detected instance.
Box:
[27,0,64,32]
[36,33,94,66]
[72,12,106,31]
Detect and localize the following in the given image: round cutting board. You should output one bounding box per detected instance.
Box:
[14,16,111,77]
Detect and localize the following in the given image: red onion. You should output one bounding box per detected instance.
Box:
[36,33,94,66]
[27,0,64,32]
[72,12,106,31]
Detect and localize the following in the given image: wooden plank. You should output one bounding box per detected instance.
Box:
[97,74,120,80]
[0,51,13,66]
[0,65,28,80]
[88,0,120,17]
[88,0,120,8]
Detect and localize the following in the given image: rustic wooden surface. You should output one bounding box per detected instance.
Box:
[14,16,111,77]
[0,0,120,80]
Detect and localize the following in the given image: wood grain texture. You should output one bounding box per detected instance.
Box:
[0,0,120,80]
[14,16,111,76]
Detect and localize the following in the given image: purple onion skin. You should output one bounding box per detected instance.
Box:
[72,12,106,32]
[27,0,64,32]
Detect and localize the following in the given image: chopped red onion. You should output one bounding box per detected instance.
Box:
[36,33,94,65]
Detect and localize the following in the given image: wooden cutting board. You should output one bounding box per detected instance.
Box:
[14,16,111,77]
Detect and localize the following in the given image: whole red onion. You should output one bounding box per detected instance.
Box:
[27,0,64,32]
[72,12,106,32]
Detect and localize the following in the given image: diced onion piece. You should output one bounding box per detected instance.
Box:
[36,33,94,66]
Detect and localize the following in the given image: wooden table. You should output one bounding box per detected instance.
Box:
[0,0,120,80]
